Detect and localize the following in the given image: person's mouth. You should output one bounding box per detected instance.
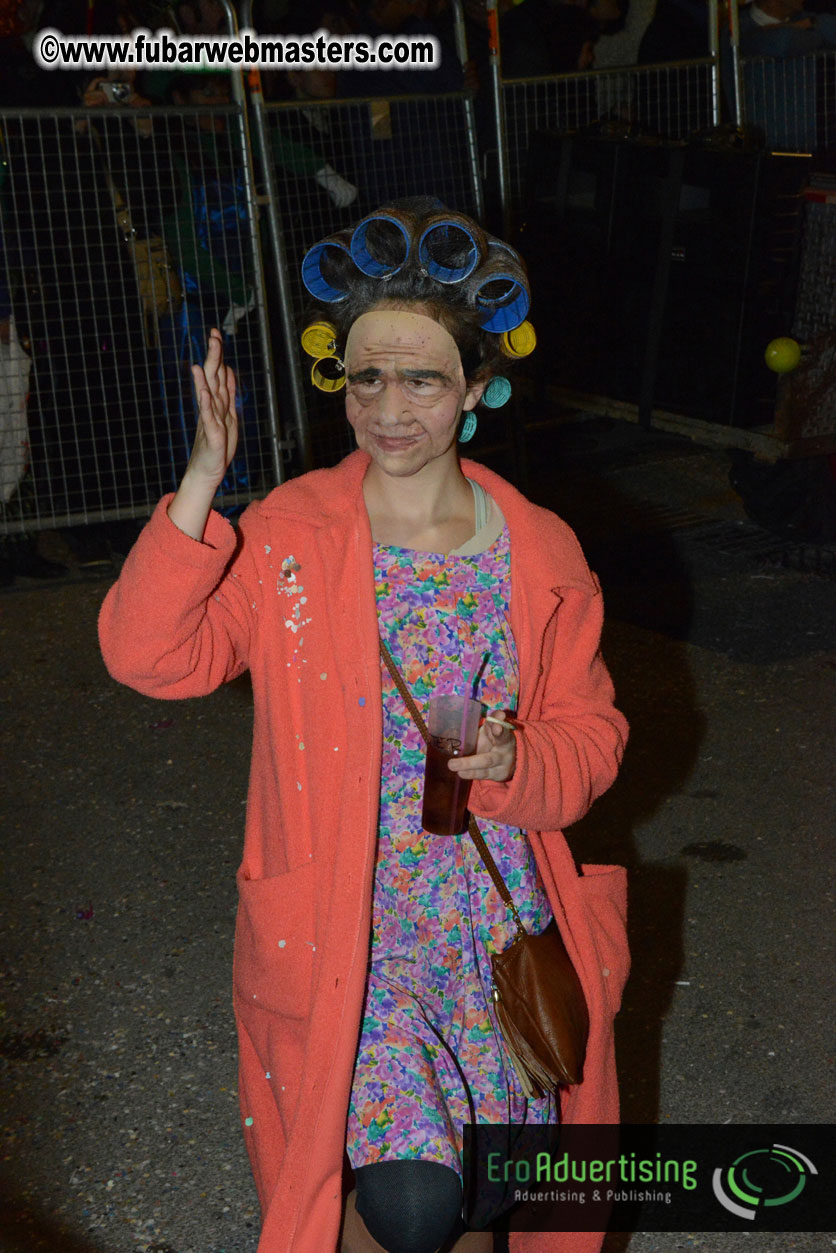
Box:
[373,433,422,452]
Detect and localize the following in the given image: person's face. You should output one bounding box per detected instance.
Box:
[344,307,484,479]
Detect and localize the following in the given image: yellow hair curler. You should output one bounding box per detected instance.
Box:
[501,321,537,358]
[301,321,338,359]
[311,355,346,393]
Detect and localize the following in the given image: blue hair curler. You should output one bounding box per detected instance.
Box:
[475,276,530,333]
[350,211,413,278]
[417,214,485,284]
[301,232,353,302]
[466,239,531,332]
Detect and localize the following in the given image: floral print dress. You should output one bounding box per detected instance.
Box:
[346,506,557,1175]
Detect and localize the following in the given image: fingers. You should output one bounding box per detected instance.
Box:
[226,361,237,414]
[83,77,108,106]
[447,748,512,780]
[448,713,517,782]
[193,330,235,426]
[191,364,213,422]
[192,366,225,447]
[202,328,226,414]
[449,749,502,770]
[487,717,513,742]
[203,328,223,394]
[475,718,511,756]
[191,363,208,408]
[214,331,227,396]
[448,754,488,775]
[185,332,238,482]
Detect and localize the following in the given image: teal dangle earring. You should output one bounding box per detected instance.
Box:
[459,412,478,443]
[482,376,511,408]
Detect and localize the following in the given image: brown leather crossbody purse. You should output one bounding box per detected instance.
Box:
[379,637,589,1097]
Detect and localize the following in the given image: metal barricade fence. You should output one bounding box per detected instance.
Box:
[250,90,483,472]
[0,101,282,537]
[500,59,717,218]
[3,45,831,541]
[739,50,836,155]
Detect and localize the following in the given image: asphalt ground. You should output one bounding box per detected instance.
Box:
[1,416,834,1253]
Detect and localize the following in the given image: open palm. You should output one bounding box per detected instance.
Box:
[188,328,238,486]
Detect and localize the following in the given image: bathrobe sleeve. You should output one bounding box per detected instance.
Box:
[470,580,627,832]
[98,494,263,698]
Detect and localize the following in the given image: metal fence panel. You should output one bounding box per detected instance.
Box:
[795,199,836,342]
[3,50,831,539]
[740,50,836,154]
[501,59,717,215]
[0,103,279,536]
[256,92,482,470]
[787,196,836,444]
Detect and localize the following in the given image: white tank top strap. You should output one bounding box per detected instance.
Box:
[450,479,505,556]
[470,478,490,531]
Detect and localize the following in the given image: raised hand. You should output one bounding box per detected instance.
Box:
[187,328,238,488]
[168,329,239,542]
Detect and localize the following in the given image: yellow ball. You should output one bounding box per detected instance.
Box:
[764,337,801,374]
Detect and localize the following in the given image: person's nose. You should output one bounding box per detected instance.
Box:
[377,381,415,427]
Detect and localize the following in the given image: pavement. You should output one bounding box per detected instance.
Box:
[1,415,834,1253]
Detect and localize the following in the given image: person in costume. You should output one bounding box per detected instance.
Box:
[98,200,630,1253]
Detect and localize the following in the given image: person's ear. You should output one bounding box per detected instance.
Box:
[464,378,486,410]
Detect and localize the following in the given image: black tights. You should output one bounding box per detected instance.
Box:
[354,1159,468,1253]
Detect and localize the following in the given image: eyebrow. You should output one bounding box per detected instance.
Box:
[346,366,453,384]
[346,367,381,383]
[403,368,452,383]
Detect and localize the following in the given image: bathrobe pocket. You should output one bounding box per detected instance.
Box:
[234,862,317,1020]
[577,863,630,1017]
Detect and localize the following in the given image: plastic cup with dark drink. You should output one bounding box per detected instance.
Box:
[421,693,482,836]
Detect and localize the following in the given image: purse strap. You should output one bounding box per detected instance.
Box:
[378,637,527,942]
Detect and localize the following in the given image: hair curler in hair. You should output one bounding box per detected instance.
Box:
[301,230,354,302]
[300,321,338,358]
[417,212,487,284]
[350,209,416,278]
[501,320,537,358]
[310,355,346,392]
[465,240,530,333]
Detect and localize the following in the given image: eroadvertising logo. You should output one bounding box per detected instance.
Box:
[712,1143,818,1221]
[461,1124,834,1234]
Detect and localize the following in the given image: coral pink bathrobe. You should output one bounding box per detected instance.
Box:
[99,450,630,1253]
